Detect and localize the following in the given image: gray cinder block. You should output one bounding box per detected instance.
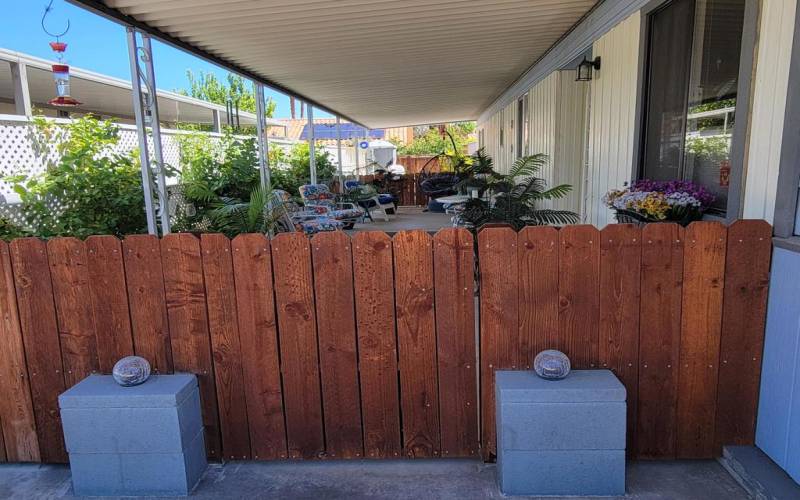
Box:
[496,370,626,496]
[59,374,207,497]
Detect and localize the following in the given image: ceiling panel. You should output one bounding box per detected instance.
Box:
[72,0,598,127]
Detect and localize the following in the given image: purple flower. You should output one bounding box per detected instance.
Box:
[630,179,715,209]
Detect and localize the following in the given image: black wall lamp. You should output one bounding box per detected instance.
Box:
[576,56,601,81]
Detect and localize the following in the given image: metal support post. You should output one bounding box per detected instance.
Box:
[336,115,343,192]
[127,28,171,234]
[308,104,317,184]
[254,83,271,190]
[126,27,158,235]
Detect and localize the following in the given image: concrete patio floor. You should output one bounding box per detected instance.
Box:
[0,458,747,499]
[349,206,453,233]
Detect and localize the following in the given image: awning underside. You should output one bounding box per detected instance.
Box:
[74,0,597,128]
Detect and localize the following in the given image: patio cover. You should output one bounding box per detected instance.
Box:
[68,0,598,128]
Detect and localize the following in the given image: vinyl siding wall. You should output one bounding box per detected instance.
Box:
[476,12,639,225]
[584,12,641,226]
[742,0,798,223]
[477,0,798,226]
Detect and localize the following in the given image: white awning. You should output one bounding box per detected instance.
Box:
[69,0,597,128]
[0,48,286,128]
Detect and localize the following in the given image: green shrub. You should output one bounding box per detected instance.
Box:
[6,116,147,238]
[271,142,335,197]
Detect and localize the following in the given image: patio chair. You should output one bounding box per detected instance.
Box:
[344,180,395,222]
[298,184,364,229]
[269,189,344,235]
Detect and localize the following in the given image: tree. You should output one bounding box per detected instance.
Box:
[398,122,476,156]
[178,70,276,117]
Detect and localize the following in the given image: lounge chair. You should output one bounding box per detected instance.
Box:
[344,180,396,222]
[299,184,364,229]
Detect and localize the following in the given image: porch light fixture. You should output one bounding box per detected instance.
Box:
[576,56,601,82]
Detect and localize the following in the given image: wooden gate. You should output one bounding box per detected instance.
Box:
[0,221,771,464]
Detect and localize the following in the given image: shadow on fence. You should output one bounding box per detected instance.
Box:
[0,220,772,464]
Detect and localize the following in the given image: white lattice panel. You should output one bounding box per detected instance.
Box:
[0,115,297,229]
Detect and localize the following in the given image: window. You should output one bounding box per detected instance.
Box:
[640,0,746,214]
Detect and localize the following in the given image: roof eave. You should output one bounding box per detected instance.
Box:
[66,0,370,128]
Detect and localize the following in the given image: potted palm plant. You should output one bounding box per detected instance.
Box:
[456,149,579,230]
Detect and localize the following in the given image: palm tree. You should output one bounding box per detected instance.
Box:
[457,149,579,230]
[211,186,289,236]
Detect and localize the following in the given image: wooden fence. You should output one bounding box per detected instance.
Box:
[0,221,771,464]
[358,173,429,206]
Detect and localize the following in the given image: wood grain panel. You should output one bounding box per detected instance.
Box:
[201,234,250,460]
[46,238,98,386]
[433,228,478,457]
[353,231,401,458]
[677,222,727,459]
[478,227,519,459]
[599,224,641,454]
[161,233,221,459]
[271,232,324,459]
[122,235,173,373]
[85,236,134,372]
[558,225,601,368]
[311,231,363,458]
[393,230,440,458]
[715,220,772,452]
[9,238,67,463]
[518,226,559,361]
[637,224,683,459]
[231,234,287,460]
[0,241,40,462]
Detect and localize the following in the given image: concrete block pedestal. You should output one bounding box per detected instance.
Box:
[496,369,626,496]
[59,374,207,496]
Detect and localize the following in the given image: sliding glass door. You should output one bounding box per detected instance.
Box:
[640,0,746,214]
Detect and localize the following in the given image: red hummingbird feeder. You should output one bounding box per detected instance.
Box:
[43,1,81,107]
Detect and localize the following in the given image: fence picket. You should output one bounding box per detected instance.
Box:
[433,228,478,457]
[599,224,642,454]
[161,233,221,459]
[0,220,776,465]
[558,225,601,368]
[46,238,98,386]
[85,236,135,372]
[353,231,401,458]
[122,235,173,373]
[9,238,67,463]
[714,220,772,453]
[271,232,324,459]
[677,222,727,459]
[231,234,287,460]
[394,230,440,458]
[518,226,560,362]
[0,240,40,462]
[636,224,684,459]
[201,234,251,461]
[311,231,363,459]
[478,227,519,459]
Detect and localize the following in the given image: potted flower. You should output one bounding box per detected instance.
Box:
[603,180,715,226]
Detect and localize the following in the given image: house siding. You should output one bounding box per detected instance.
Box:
[756,247,800,484]
[584,12,641,227]
[554,71,589,214]
[476,12,639,225]
[742,0,798,223]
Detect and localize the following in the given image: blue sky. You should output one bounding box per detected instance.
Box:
[2,1,327,118]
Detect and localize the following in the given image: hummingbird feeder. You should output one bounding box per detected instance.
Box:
[43,1,81,107]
